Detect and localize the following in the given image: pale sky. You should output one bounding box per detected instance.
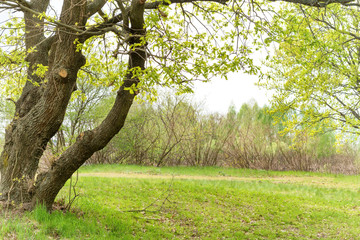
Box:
[193,72,269,114]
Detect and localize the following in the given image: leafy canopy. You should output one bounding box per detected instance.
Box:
[0,0,272,103]
[261,4,360,136]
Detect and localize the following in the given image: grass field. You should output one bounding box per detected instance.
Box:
[1,165,360,239]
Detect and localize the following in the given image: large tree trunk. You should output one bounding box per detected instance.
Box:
[0,0,145,210]
[0,0,87,207]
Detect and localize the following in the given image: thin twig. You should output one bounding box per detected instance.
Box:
[121,176,174,213]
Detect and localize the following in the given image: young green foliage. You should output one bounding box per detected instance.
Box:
[261,4,360,137]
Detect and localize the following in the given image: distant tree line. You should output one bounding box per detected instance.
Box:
[32,85,358,175]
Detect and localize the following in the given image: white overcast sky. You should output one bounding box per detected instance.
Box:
[192,46,273,114]
[193,72,270,114]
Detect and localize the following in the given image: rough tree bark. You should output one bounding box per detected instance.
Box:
[0,0,88,206]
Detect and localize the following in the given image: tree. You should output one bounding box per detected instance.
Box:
[0,0,355,211]
[261,3,360,135]
[0,0,264,210]
[50,76,112,153]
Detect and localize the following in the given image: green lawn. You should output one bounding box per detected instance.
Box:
[1,165,360,239]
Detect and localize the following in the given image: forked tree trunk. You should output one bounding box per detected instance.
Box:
[0,0,146,210]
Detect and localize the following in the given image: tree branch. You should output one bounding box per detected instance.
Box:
[82,0,229,40]
[87,0,107,17]
[144,0,228,9]
[269,0,354,7]
[115,0,129,30]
